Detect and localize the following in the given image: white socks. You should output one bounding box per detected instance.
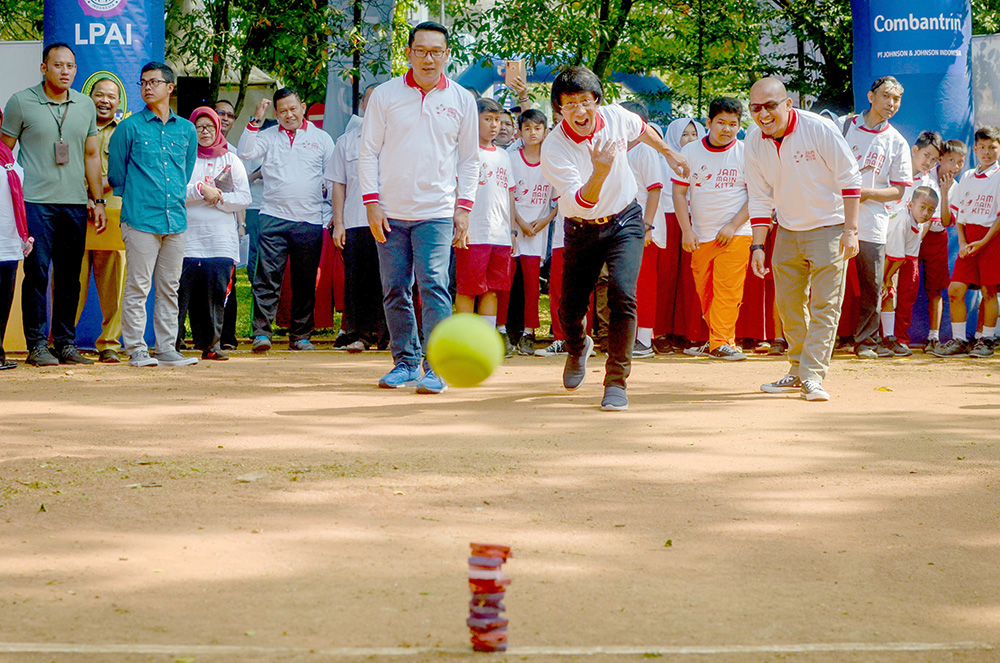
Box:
[927,329,940,341]
[951,321,966,341]
[985,326,996,339]
[880,312,895,337]
[485,316,497,328]
[636,327,653,347]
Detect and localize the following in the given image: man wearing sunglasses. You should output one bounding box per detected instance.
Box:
[745,77,862,402]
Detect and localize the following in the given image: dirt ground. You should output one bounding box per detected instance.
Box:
[1,348,998,663]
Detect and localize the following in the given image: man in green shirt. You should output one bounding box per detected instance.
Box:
[1,42,106,367]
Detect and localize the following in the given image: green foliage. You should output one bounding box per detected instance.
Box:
[0,0,42,40]
[972,0,1000,33]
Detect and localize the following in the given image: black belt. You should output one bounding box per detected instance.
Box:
[568,200,638,226]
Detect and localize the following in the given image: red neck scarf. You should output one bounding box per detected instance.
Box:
[0,111,29,242]
[189,106,229,159]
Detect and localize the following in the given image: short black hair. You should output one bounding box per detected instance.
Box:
[708,97,744,119]
[273,87,301,106]
[870,75,903,94]
[942,139,968,157]
[477,98,504,115]
[518,108,547,129]
[620,101,649,123]
[215,99,235,110]
[550,66,602,112]
[141,62,175,85]
[975,125,1000,143]
[42,42,74,63]
[912,185,939,205]
[914,130,943,154]
[409,21,449,47]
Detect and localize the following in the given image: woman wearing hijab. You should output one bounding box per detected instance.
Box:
[653,118,707,353]
[178,107,251,360]
[0,108,33,370]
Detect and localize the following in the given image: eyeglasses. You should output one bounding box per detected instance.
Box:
[138,79,168,89]
[216,111,236,119]
[749,98,788,114]
[195,125,216,133]
[560,99,597,113]
[411,47,447,60]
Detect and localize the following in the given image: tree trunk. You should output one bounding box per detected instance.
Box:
[591,0,633,80]
[208,0,231,105]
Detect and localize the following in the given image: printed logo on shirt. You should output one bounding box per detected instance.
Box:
[516,181,549,205]
[691,165,713,188]
[856,148,887,174]
[792,150,818,163]
[966,193,995,217]
[435,105,460,121]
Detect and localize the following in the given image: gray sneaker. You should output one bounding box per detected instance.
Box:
[761,374,802,394]
[535,340,566,357]
[800,379,830,401]
[708,344,747,361]
[683,342,710,357]
[632,341,654,358]
[128,349,159,367]
[156,349,198,367]
[600,385,629,411]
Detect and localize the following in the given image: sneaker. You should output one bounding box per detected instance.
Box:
[652,335,674,355]
[969,337,995,358]
[761,374,802,394]
[535,340,566,357]
[632,341,654,358]
[26,345,59,367]
[563,335,594,391]
[923,339,940,354]
[333,332,352,349]
[884,336,912,357]
[932,338,970,358]
[378,363,421,389]
[252,335,272,353]
[0,359,16,370]
[56,344,93,365]
[221,340,238,351]
[683,342,709,357]
[202,349,229,361]
[289,339,315,351]
[873,341,893,358]
[855,344,878,359]
[768,338,787,356]
[753,340,771,354]
[708,344,747,361]
[128,350,159,367]
[416,368,447,394]
[502,333,514,358]
[800,379,830,401]
[517,334,536,356]
[345,340,366,354]
[156,349,198,367]
[98,349,121,364]
[600,385,629,411]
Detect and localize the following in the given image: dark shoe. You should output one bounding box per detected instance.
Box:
[600,385,629,411]
[56,345,94,365]
[98,349,121,364]
[753,340,771,354]
[652,335,673,355]
[502,333,514,358]
[27,345,60,367]
[923,339,940,354]
[708,344,747,361]
[333,332,352,349]
[884,336,912,357]
[220,341,238,351]
[632,341,654,358]
[0,359,16,370]
[562,335,594,391]
[873,341,893,358]
[970,337,995,358]
[252,335,272,353]
[768,338,787,356]
[517,334,536,356]
[761,374,802,394]
[932,338,969,358]
[202,349,230,361]
[345,340,366,353]
[289,339,315,351]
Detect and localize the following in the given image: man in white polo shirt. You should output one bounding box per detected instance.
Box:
[745,77,862,402]
[540,66,688,411]
[238,87,335,353]
[359,21,479,394]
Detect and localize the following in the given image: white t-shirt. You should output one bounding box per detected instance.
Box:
[468,145,514,246]
[551,206,565,251]
[886,207,927,260]
[510,148,551,258]
[628,142,664,216]
[843,115,912,244]
[185,152,251,261]
[0,161,25,262]
[541,104,646,219]
[948,163,1000,227]
[330,115,366,230]
[672,137,749,244]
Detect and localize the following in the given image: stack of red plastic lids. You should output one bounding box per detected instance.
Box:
[468,542,511,652]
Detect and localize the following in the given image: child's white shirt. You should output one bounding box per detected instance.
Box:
[510,147,551,258]
[948,163,1000,227]
[468,145,514,246]
[672,137,750,244]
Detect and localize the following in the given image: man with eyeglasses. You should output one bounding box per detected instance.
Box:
[745,77,862,401]
[108,62,198,367]
[2,42,106,367]
[359,21,479,393]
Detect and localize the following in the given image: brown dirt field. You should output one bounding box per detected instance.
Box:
[0,349,998,663]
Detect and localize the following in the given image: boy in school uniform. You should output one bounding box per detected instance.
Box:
[933,126,1000,358]
[880,131,943,354]
[922,139,967,352]
[672,97,751,361]
[508,109,556,355]
[454,98,516,329]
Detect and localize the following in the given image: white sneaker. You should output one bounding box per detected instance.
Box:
[800,379,830,401]
[156,349,199,367]
[534,340,566,357]
[128,349,159,367]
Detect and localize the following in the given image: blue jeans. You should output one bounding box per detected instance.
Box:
[376,217,453,370]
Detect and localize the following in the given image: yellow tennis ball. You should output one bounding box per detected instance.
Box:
[426,313,505,388]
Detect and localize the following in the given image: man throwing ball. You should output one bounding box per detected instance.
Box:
[745,78,862,401]
[541,66,687,411]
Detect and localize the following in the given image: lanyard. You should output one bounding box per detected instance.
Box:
[46,99,71,141]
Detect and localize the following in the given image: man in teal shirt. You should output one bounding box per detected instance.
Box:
[108,62,198,367]
[2,42,107,367]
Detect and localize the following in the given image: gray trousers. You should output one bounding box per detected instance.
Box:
[120,223,185,355]
[854,240,886,346]
[772,224,848,383]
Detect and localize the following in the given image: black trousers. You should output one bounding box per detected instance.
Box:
[22,203,87,349]
[0,260,17,361]
[251,214,323,341]
[221,267,238,346]
[177,257,234,352]
[341,227,388,345]
[560,201,644,388]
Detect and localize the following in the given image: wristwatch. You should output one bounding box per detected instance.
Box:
[93,198,106,205]
[750,244,765,252]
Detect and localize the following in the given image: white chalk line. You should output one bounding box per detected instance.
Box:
[0,640,993,656]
